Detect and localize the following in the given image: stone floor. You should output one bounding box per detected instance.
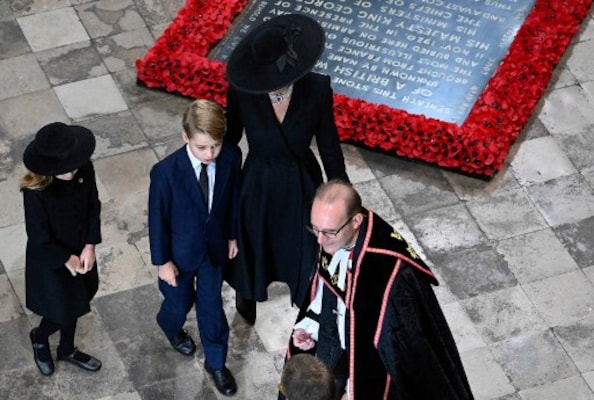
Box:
[1,1,594,399]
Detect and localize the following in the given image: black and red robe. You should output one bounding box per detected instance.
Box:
[288,209,474,400]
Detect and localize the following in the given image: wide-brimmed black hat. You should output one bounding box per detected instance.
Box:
[23,122,96,176]
[226,14,325,94]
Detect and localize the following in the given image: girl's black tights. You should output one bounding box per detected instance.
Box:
[35,317,77,355]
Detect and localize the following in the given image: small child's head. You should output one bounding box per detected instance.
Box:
[280,354,336,400]
[182,99,226,165]
[22,122,96,189]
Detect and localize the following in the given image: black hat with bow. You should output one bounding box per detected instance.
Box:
[226,14,325,94]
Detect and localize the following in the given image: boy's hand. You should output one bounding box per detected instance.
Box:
[228,239,238,259]
[158,262,179,287]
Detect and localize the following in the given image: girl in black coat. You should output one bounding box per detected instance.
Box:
[21,122,102,376]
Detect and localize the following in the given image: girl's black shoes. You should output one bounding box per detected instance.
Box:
[30,328,55,376]
[57,347,102,372]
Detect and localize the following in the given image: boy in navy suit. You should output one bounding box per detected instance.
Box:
[148,99,241,396]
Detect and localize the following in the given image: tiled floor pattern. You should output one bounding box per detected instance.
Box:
[1,1,594,399]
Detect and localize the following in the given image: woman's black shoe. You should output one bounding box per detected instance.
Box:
[57,347,102,372]
[235,294,256,325]
[30,328,54,376]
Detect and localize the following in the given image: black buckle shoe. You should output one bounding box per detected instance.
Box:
[169,329,196,356]
[205,363,237,396]
[30,328,54,376]
[57,348,102,372]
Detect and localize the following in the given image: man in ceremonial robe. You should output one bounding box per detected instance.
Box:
[286,179,474,400]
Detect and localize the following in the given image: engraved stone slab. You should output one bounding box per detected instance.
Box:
[214,0,536,124]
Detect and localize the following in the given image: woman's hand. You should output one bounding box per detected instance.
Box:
[228,240,238,259]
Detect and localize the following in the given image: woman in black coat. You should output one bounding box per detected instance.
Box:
[21,122,102,376]
[225,14,349,324]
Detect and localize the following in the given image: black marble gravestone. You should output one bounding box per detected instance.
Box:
[213,0,535,124]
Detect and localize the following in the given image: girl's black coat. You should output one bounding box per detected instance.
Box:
[22,161,101,324]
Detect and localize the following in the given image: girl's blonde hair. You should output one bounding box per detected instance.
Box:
[20,172,53,191]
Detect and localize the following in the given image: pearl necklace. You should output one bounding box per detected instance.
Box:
[269,85,293,104]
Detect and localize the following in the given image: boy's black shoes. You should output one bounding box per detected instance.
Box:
[205,363,237,396]
[170,329,196,356]
[57,347,102,372]
[30,328,54,376]
[235,295,256,325]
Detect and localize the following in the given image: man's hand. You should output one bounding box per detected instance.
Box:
[292,328,316,351]
[158,261,179,287]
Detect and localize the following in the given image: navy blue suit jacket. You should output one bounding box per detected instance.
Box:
[148,143,241,270]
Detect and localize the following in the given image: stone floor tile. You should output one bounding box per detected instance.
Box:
[0,90,69,138]
[496,228,580,284]
[443,163,519,201]
[0,19,31,60]
[76,0,146,39]
[0,165,27,227]
[585,265,594,285]
[585,371,594,393]
[583,80,594,106]
[555,216,594,269]
[567,39,594,82]
[354,179,400,222]
[0,316,31,372]
[79,111,148,158]
[96,241,154,298]
[554,125,594,173]
[338,143,376,184]
[54,75,129,120]
[0,53,49,101]
[94,27,154,72]
[523,270,594,326]
[510,136,578,185]
[96,392,142,400]
[133,0,185,26]
[538,85,594,136]
[0,223,26,273]
[112,68,181,109]
[527,173,594,227]
[466,188,547,240]
[11,0,70,17]
[35,40,108,86]
[253,293,297,353]
[0,274,24,323]
[461,286,548,344]
[434,246,517,300]
[518,375,594,400]
[406,204,488,257]
[131,96,192,143]
[491,330,578,390]
[554,315,594,373]
[17,7,89,51]
[460,346,516,400]
[379,164,459,216]
[442,301,486,353]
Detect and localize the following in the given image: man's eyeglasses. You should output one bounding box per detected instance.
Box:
[306,215,354,239]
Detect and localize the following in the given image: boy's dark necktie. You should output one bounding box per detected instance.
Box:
[199,163,209,204]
